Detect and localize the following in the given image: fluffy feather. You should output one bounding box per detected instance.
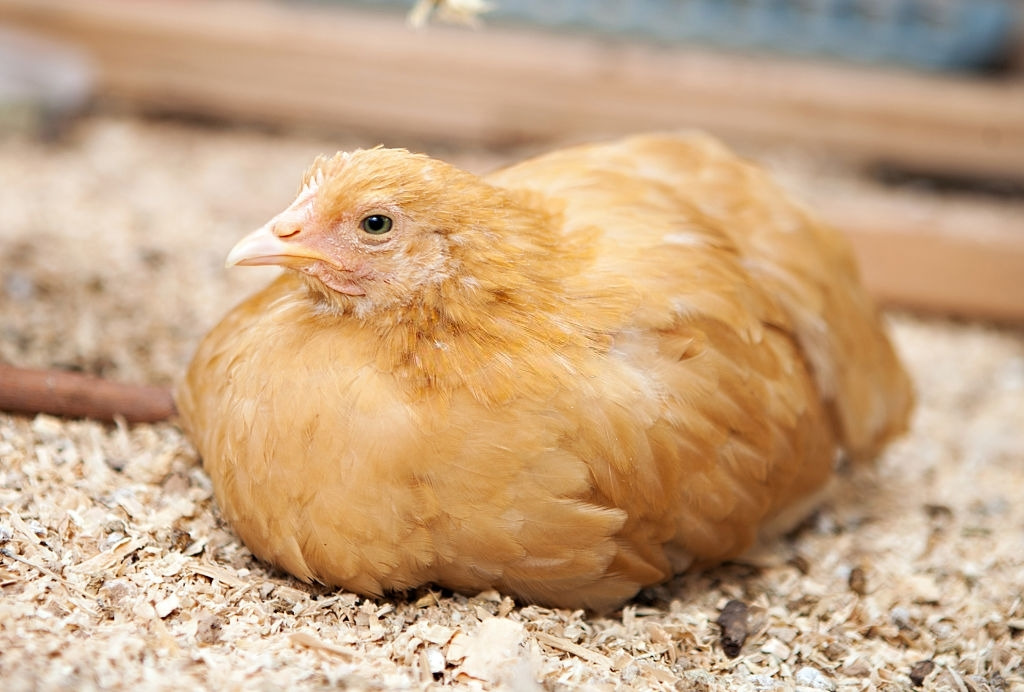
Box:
[176,133,912,610]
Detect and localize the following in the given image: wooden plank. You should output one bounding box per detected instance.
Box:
[816,191,1024,322]
[1,0,1023,180]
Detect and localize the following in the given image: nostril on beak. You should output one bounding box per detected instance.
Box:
[273,221,302,239]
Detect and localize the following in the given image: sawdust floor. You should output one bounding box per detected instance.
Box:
[0,117,1022,691]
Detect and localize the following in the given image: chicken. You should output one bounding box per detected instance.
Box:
[176,133,912,610]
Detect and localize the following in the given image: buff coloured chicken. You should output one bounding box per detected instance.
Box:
[176,133,912,610]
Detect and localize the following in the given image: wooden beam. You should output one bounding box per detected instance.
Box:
[1,0,1022,180]
[816,191,1024,322]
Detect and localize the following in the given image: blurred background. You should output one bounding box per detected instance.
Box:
[0,0,1022,326]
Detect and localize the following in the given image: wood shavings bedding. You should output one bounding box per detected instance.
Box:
[1,117,1022,691]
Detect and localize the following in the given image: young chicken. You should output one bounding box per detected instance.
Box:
[177,133,912,611]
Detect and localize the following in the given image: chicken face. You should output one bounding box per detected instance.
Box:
[226,149,455,314]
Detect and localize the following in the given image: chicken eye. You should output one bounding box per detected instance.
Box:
[360,215,393,235]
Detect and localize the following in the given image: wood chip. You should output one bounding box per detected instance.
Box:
[909,659,936,686]
[187,562,250,588]
[423,646,445,675]
[289,632,353,660]
[848,566,868,595]
[193,612,222,646]
[409,621,455,646]
[154,594,180,619]
[68,536,146,573]
[717,600,750,658]
[453,619,529,683]
[533,631,613,668]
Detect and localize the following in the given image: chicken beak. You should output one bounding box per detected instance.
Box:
[225,222,328,268]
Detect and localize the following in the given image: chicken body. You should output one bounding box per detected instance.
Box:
[177,134,912,610]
